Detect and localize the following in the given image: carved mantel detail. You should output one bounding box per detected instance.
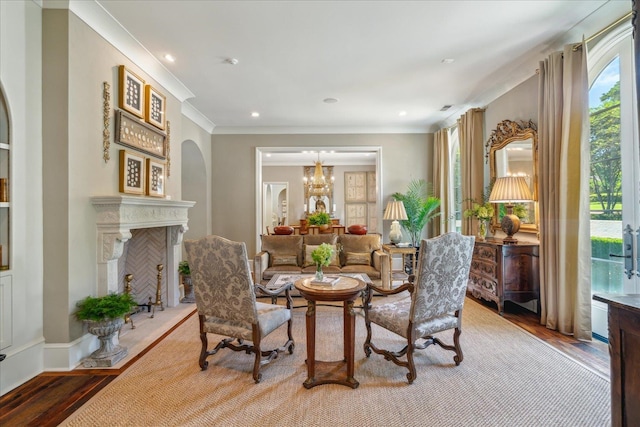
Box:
[91,195,195,298]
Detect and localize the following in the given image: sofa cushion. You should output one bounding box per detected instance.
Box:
[272,254,298,266]
[303,233,338,245]
[303,244,340,267]
[338,234,381,266]
[344,251,371,266]
[261,235,303,267]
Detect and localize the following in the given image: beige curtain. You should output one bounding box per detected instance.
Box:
[458,108,485,236]
[537,43,592,340]
[432,128,452,236]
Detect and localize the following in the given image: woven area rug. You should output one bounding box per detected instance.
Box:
[61,298,610,427]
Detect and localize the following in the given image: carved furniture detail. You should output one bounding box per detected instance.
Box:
[467,239,540,315]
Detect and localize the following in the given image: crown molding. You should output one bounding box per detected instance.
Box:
[181,102,216,134]
[42,0,195,103]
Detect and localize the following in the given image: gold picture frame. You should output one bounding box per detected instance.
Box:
[118,65,145,118]
[119,150,145,195]
[115,110,166,159]
[145,85,166,130]
[146,158,166,198]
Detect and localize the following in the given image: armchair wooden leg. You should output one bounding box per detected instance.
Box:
[199,332,209,370]
[406,342,417,384]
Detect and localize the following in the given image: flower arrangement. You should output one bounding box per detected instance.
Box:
[311,243,334,267]
[464,201,495,221]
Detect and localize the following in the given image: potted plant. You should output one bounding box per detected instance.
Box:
[392,179,441,248]
[307,211,331,231]
[75,292,138,367]
[178,260,195,303]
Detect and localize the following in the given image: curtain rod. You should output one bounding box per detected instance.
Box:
[572,11,633,51]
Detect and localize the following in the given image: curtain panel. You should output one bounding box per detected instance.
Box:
[537,43,592,340]
[433,128,452,236]
[458,108,485,236]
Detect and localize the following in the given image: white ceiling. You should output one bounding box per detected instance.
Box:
[93,0,630,138]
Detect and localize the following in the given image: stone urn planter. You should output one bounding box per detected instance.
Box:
[75,292,137,368]
[179,261,195,303]
[83,317,127,367]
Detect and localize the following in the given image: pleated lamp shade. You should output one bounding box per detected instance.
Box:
[383,200,408,220]
[489,176,532,203]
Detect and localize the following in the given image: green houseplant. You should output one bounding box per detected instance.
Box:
[178,260,195,303]
[307,211,331,226]
[392,179,441,248]
[75,292,138,367]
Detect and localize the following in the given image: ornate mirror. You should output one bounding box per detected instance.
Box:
[486,119,538,235]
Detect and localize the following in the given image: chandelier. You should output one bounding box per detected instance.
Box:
[303,153,334,199]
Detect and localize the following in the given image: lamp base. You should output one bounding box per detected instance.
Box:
[389,220,403,244]
[500,214,520,244]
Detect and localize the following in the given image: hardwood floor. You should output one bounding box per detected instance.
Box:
[0,297,610,426]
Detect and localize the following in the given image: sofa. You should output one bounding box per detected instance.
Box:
[254,233,390,289]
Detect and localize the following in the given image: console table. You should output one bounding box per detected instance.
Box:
[467,239,540,315]
[592,293,640,427]
[294,276,366,389]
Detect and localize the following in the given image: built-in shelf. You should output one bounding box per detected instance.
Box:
[0,202,9,208]
[0,143,9,150]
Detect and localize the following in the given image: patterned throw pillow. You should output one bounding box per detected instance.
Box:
[345,251,371,266]
[304,244,339,267]
[272,254,298,266]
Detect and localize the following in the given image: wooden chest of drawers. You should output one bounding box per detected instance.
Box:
[467,239,540,315]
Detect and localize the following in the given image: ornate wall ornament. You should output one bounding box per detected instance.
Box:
[103,81,111,162]
[166,120,171,177]
[100,231,132,262]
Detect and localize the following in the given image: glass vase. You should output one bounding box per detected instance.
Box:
[477,220,487,242]
[315,264,324,281]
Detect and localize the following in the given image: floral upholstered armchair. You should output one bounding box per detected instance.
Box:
[184,235,295,383]
[362,232,475,384]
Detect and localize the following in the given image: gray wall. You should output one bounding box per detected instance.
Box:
[211,133,433,255]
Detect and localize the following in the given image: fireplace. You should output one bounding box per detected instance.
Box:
[91,196,195,307]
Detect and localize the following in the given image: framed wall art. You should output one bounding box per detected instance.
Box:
[119,150,145,195]
[344,171,367,202]
[146,158,166,198]
[144,85,166,130]
[118,65,145,118]
[115,110,167,159]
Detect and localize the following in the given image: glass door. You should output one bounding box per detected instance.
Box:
[588,30,640,339]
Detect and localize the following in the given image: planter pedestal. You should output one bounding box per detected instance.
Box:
[82,318,128,367]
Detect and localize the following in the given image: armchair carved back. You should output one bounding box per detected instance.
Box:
[185,235,258,324]
[410,233,475,323]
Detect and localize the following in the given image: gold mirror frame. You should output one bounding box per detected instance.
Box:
[486,119,539,235]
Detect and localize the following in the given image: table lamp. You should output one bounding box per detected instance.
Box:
[489,176,533,244]
[383,200,408,244]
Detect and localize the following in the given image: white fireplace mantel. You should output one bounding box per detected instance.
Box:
[91,196,196,303]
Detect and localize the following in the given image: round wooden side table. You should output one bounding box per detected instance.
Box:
[294,276,366,389]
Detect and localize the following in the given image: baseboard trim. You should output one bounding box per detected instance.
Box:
[43,333,98,372]
[0,338,45,396]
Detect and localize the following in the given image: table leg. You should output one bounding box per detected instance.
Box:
[344,300,358,387]
[303,300,316,388]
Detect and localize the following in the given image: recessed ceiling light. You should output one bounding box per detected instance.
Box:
[251,112,260,118]
[323,98,339,104]
[164,54,175,62]
[441,58,455,64]
[224,58,239,65]
[440,105,453,111]
[398,111,407,116]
